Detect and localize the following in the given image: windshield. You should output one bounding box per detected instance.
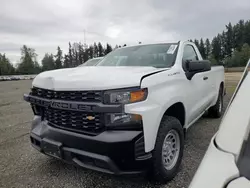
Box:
[97,43,178,68]
[78,58,101,67]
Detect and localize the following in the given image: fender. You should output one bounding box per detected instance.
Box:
[136,67,188,152]
[145,98,187,152]
[125,96,186,152]
[140,68,170,85]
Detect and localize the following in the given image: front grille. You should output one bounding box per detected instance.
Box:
[31,87,102,102]
[31,87,105,135]
[44,108,105,135]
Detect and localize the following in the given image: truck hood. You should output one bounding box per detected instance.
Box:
[33,66,168,90]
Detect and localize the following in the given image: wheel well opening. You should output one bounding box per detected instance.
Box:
[164,102,185,126]
[220,82,224,95]
[220,82,224,90]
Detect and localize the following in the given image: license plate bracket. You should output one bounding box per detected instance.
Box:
[41,138,62,159]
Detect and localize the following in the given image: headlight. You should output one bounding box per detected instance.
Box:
[104,88,148,104]
[105,113,142,127]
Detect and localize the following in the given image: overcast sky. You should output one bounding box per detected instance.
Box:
[1,0,250,64]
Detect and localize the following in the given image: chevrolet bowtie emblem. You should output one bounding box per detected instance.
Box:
[86,116,95,121]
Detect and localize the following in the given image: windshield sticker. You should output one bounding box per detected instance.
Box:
[167,45,177,54]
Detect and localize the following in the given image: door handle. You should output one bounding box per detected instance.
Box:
[203,76,208,80]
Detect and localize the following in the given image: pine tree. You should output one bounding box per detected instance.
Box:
[42,53,54,71]
[68,42,73,67]
[0,53,15,75]
[93,42,98,58]
[240,43,250,66]
[97,42,104,57]
[234,20,245,50]
[33,61,41,74]
[54,46,63,69]
[221,31,227,59]
[83,48,89,62]
[105,44,112,55]
[114,45,119,50]
[76,43,84,66]
[211,36,222,62]
[225,43,250,67]
[63,54,70,68]
[205,38,211,59]
[225,22,234,57]
[88,45,94,59]
[244,20,250,46]
[199,38,206,59]
[17,45,38,74]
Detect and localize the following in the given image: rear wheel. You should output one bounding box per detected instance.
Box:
[208,87,223,118]
[149,116,184,183]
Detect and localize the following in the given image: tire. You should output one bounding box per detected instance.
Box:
[149,116,184,183]
[208,87,223,118]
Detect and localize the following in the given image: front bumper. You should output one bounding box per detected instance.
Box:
[30,116,152,175]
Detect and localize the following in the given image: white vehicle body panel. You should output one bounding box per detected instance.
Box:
[126,41,224,151]
[33,66,168,90]
[32,41,224,153]
[227,177,250,188]
[126,65,223,152]
[190,59,250,188]
[216,69,250,158]
[189,136,239,188]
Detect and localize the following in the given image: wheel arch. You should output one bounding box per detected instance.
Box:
[151,101,186,151]
[162,102,186,127]
[220,81,224,94]
[130,97,187,153]
[217,81,225,100]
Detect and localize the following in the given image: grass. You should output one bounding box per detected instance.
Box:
[226,85,237,95]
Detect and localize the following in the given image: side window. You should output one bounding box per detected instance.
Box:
[183,45,198,62]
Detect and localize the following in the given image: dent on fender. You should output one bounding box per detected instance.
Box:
[168,72,180,76]
[140,68,169,85]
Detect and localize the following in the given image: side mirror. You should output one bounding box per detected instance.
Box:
[185,60,211,80]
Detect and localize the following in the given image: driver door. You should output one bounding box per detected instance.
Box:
[182,45,208,126]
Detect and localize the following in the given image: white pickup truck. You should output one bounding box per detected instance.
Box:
[24,41,224,182]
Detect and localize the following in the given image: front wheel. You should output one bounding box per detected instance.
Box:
[149,116,184,183]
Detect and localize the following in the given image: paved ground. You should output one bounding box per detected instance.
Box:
[0,75,241,188]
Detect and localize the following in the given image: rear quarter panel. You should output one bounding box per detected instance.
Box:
[209,66,225,106]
